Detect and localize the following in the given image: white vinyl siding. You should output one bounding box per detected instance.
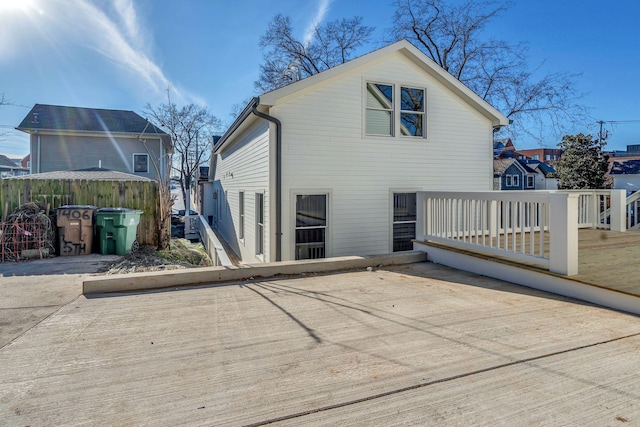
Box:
[273,51,495,259]
[212,120,270,262]
[215,50,497,261]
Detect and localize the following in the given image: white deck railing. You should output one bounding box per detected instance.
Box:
[416,190,626,276]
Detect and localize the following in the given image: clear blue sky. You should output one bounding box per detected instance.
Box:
[1,0,639,159]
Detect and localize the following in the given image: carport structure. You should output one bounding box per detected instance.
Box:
[2,262,640,425]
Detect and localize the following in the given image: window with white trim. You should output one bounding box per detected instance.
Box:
[295,194,327,260]
[526,175,535,188]
[239,191,244,240]
[255,193,264,256]
[505,175,513,187]
[133,153,148,173]
[512,175,520,187]
[393,193,416,251]
[365,82,425,137]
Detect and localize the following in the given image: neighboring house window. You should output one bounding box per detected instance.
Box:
[255,193,264,256]
[365,82,426,138]
[393,192,417,251]
[239,191,244,240]
[133,153,148,173]
[531,155,539,160]
[512,175,519,187]
[505,175,513,187]
[295,194,327,260]
[526,175,535,188]
[545,154,551,161]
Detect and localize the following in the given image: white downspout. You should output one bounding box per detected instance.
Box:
[37,134,41,173]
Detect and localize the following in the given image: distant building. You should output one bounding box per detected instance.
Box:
[605,144,640,158]
[0,154,29,178]
[516,148,563,165]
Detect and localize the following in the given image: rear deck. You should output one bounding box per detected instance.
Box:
[417,228,640,314]
[573,229,640,296]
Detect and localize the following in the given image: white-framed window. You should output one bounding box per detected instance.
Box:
[392,192,417,252]
[512,174,520,187]
[133,153,148,173]
[545,154,551,161]
[365,82,426,138]
[505,175,513,187]
[526,175,535,188]
[238,191,245,241]
[255,193,264,256]
[531,154,539,160]
[295,194,327,260]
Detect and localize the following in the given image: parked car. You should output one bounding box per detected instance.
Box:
[171,209,199,225]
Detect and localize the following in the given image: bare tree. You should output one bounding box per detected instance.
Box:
[145,91,222,213]
[255,14,374,92]
[390,0,587,141]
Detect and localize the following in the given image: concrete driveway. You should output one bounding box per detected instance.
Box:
[1,262,640,425]
[0,254,119,347]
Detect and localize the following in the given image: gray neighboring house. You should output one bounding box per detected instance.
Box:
[16,104,172,182]
[0,154,29,178]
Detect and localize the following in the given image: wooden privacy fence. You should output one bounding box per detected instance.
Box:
[1,178,163,246]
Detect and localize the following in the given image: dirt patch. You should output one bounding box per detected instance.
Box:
[98,239,211,275]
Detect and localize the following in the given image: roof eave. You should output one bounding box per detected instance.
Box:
[213,97,260,154]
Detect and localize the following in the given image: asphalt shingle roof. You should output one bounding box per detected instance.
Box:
[610,159,640,175]
[5,168,153,181]
[0,154,18,168]
[17,104,167,135]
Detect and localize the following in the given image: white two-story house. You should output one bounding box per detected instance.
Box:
[206,40,509,263]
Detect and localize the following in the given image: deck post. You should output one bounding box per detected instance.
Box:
[549,193,579,276]
[416,192,426,242]
[609,189,626,232]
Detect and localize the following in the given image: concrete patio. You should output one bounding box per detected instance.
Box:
[2,262,640,425]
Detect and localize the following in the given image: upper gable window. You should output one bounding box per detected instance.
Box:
[365,82,426,138]
[400,87,425,136]
[366,83,394,136]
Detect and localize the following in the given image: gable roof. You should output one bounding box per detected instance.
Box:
[16,104,167,136]
[0,154,18,168]
[493,158,536,177]
[261,40,508,127]
[610,159,640,175]
[216,40,509,153]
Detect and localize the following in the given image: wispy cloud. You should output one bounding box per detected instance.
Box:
[71,0,175,98]
[303,0,333,46]
[2,0,204,105]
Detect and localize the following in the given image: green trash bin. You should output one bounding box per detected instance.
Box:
[95,208,143,255]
